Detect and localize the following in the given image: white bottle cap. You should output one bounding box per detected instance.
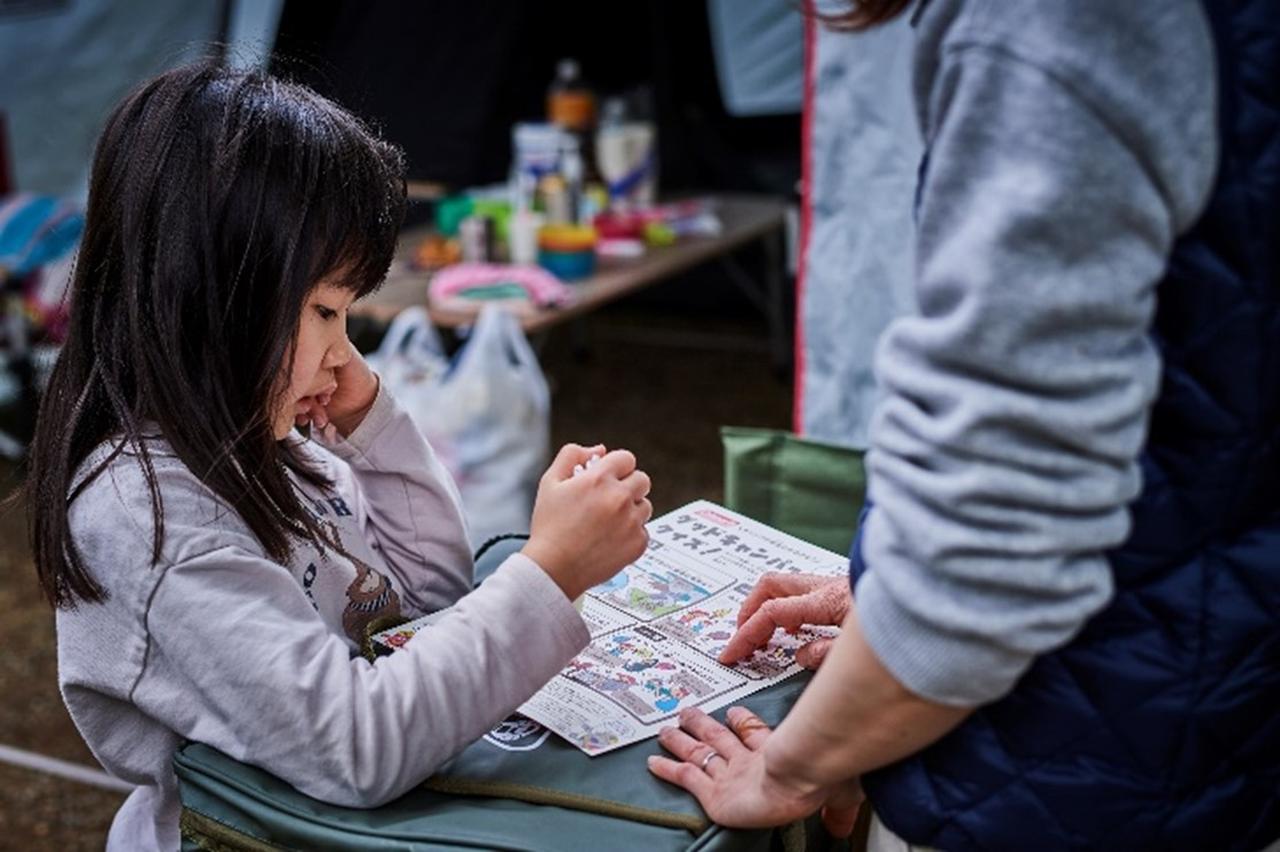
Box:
[556,58,580,82]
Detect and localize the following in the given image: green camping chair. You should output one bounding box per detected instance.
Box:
[175,535,855,852]
[720,426,865,556]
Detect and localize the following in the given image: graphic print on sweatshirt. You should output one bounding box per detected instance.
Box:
[298,486,404,646]
[342,553,402,644]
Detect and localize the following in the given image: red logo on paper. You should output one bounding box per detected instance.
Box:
[695,509,739,526]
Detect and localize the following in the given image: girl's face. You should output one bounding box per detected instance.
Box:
[272,280,357,439]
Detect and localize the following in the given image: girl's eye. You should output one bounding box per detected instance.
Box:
[315,305,338,321]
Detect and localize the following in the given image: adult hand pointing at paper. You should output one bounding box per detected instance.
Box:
[717,573,851,669]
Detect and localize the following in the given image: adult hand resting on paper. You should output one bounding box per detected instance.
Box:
[717,573,852,669]
[648,706,864,837]
[522,444,653,602]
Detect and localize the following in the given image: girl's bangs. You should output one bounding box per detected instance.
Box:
[306,140,406,299]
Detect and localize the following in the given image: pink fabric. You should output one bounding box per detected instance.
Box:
[428,263,574,308]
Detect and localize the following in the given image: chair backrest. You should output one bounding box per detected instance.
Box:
[721,425,865,556]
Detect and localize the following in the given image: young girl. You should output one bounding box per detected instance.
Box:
[24,63,652,851]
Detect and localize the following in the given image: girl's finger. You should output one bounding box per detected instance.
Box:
[624,470,651,503]
[595,449,638,478]
[546,444,604,480]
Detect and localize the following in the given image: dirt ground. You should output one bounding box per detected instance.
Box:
[0,299,791,850]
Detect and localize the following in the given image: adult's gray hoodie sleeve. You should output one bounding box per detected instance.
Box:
[854,0,1219,706]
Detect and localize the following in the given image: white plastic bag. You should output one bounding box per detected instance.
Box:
[367,305,550,548]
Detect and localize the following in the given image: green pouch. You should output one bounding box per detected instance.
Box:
[721,427,866,556]
[176,673,847,852]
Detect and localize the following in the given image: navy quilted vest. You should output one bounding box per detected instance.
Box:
[849,2,1280,848]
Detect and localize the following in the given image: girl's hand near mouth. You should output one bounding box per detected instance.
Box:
[294,341,379,440]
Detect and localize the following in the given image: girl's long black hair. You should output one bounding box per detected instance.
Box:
[24,62,406,608]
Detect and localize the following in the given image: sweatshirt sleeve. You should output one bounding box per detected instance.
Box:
[319,380,476,615]
[854,0,1218,706]
[135,519,588,807]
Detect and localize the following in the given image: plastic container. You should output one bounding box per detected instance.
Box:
[458,215,495,263]
[512,123,565,207]
[559,135,584,224]
[538,249,596,281]
[538,224,596,251]
[434,195,474,238]
[509,210,545,265]
[593,210,647,239]
[595,98,656,211]
[537,224,598,281]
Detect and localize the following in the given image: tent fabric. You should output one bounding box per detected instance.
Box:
[794,12,921,448]
[0,0,223,197]
[706,0,804,117]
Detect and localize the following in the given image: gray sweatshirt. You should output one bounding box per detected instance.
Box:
[855,0,1218,705]
[56,384,588,851]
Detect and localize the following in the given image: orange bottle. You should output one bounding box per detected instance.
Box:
[547,59,596,134]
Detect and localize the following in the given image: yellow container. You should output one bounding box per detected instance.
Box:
[537,224,597,252]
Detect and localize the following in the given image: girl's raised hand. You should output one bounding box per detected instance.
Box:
[295,342,380,440]
[522,444,652,602]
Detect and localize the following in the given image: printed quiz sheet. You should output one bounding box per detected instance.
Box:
[373,501,848,755]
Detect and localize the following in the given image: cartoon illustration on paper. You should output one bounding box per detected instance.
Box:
[654,605,737,647]
[590,553,730,621]
[564,627,742,722]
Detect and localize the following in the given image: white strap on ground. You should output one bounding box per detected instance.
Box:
[0,742,135,794]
